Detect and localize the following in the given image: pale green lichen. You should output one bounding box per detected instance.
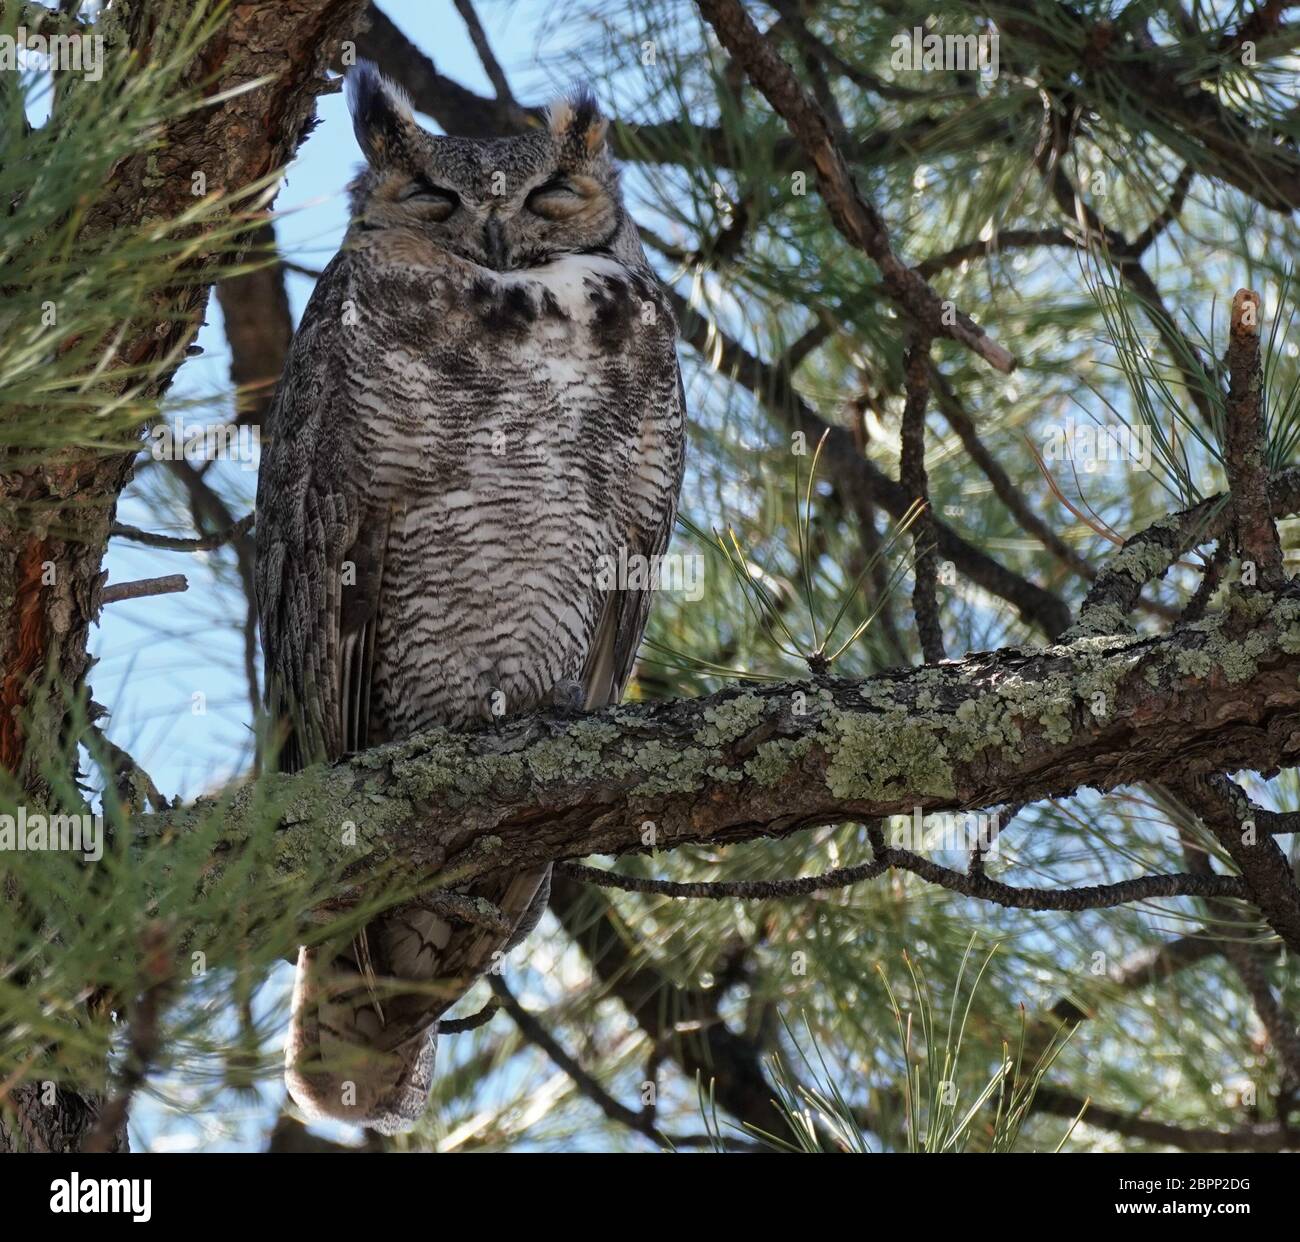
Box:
[1176,648,1214,678]
[1038,709,1073,746]
[692,693,765,746]
[1218,628,1273,682]
[1229,591,1273,622]
[745,737,813,787]
[1064,601,1134,640]
[525,719,623,783]
[631,739,709,795]
[820,705,956,801]
[1106,530,1179,582]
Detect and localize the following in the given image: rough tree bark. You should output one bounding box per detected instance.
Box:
[142,582,1300,929]
[0,0,368,1154]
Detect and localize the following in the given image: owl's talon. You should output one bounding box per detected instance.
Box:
[419,891,512,937]
[548,677,586,715]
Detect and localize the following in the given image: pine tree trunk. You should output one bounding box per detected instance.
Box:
[0,0,368,1154]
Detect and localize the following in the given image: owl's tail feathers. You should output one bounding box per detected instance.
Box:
[284,868,553,1134]
[284,932,443,1136]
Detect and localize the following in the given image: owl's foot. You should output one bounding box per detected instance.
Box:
[418,891,512,937]
[548,677,586,714]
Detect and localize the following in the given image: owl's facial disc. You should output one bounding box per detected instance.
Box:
[347,63,625,274]
[361,164,619,273]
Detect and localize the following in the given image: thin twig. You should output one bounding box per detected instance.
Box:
[440,997,502,1035]
[1130,164,1194,254]
[560,852,1243,911]
[558,858,888,899]
[451,0,518,110]
[87,724,172,813]
[1034,1087,1291,1151]
[930,367,1094,582]
[915,227,1078,278]
[488,976,674,1145]
[110,512,254,553]
[100,574,188,605]
[874,843,1248,911]
[899,333,945,661]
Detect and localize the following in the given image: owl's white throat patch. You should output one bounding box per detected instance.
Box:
[496,252,626,317]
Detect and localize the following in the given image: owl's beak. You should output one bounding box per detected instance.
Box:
[483,216,510,271]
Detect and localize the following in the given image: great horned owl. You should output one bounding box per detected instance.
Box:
[255,63,685,1133]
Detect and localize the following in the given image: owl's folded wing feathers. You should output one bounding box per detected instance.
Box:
[256,251,386,771]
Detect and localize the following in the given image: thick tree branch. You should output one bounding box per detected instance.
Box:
[142,588,1300,928]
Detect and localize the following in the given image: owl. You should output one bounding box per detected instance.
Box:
[254,63,685,1134]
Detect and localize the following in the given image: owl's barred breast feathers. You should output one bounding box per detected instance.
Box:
[255,63,685,1133]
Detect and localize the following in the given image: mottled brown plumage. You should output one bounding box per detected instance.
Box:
[256,64,685,1132]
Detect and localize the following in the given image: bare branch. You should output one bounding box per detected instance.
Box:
[1171,776,1300,955]
[450,0,518,111]
[899,333,945,661]
[558,857,887,900]
[110,513,254,554]
[1225,288,1284,587]
[488,977,671,1146]
[439,998,502,1035]
[547,870,782,1135]
[1130,165,1195,255]
[1034,1086,1292,1152]
[559,855,1240,909]
[929,367,1095,583]
[916,227,1079,278]
[99,575,188,606]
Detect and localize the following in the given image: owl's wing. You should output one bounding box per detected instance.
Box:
[256,252,385,771]
[581,368,687,710]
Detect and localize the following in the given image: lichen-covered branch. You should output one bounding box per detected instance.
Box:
[1067,466,1300,638]
[143,588,1300,926]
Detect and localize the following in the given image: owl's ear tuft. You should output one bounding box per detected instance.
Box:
[547,87,608,157]
[346,60,415,163]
